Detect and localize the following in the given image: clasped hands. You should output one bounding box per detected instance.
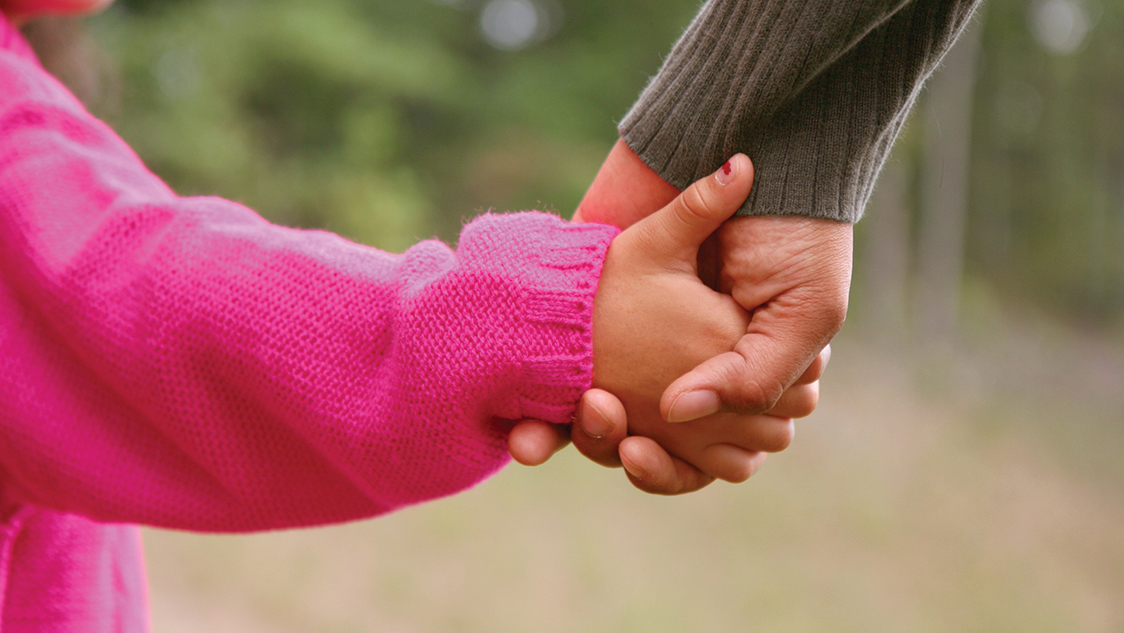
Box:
[510,141,853,495]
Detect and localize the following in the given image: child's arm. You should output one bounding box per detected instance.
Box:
[0,24,790,527]
[0,34,619,530]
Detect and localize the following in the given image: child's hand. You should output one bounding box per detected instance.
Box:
[590,154,784,482]
[571,140,848,419]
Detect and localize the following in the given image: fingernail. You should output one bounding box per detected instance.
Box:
[581,399,611,439]
[667,390,721,423]
[621,455,643,481]
[715,159,735,186]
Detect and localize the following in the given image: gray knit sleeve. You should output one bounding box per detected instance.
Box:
[620,0,981,223]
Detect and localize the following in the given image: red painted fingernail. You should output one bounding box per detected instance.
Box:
[716,160,735,185]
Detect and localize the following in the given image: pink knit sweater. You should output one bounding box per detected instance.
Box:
[0,15,617,631]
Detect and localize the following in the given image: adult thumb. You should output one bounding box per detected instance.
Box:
[660,285,846,421]
[632,154,754,261]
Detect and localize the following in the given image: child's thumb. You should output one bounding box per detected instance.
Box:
[635,154,753,259]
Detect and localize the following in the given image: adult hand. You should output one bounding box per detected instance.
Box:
[508,139,851,493]
[508,332,830,495]
[662,214,851,422]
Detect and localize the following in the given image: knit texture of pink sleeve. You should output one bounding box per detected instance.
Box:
[0,24,617,532]
[0,16,618,631]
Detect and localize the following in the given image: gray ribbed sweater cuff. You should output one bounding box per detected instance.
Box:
[620,0,980,223]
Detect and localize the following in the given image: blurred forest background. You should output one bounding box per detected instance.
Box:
[26,0,1124,630]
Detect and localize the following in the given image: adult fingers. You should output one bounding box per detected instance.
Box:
[679,412,795,455]
[662,274,848,421]
[795,344,831,386]
[757,345,829,419]
[572,391,773,493]
[663,216,850,421]
[662,337,811,421]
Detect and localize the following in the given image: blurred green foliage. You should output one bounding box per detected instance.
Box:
[969,0,1124,327]
[82,0,1124,328]
[88,0,695,252]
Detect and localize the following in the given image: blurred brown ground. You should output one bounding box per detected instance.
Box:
[143,324,1124,633]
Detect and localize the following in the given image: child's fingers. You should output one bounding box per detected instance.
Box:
[685,412,796,454]
[693,445,769,483]
[619,437,716,495]
[795,344,831,386]
[507,420,571,466]
[570,389,629,468]
[767,382,819,419]
[633,154,754,262]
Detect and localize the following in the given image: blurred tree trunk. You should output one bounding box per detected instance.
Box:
[860,161,912,345]
[915,18,984,344]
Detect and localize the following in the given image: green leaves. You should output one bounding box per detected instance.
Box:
[92,0,684,247]
[88,0,1124,327]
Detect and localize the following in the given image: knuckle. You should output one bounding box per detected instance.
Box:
[657,475,689,496]
[793,397,818,419]
[824,302,848,334]
[676,185,715,226]
[731,376,784,415]
[813,293,850,337]
[807,353,827,377]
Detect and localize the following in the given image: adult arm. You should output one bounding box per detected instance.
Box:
[592,0,979,414]
[512,0,982,484]
[622,0,981,222]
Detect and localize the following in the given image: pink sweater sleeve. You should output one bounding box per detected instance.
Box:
[0,23,618,532]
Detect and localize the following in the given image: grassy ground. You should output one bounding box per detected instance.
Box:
[142,326,1124,632]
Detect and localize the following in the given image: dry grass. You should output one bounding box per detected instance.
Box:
[143,331,1124,632]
